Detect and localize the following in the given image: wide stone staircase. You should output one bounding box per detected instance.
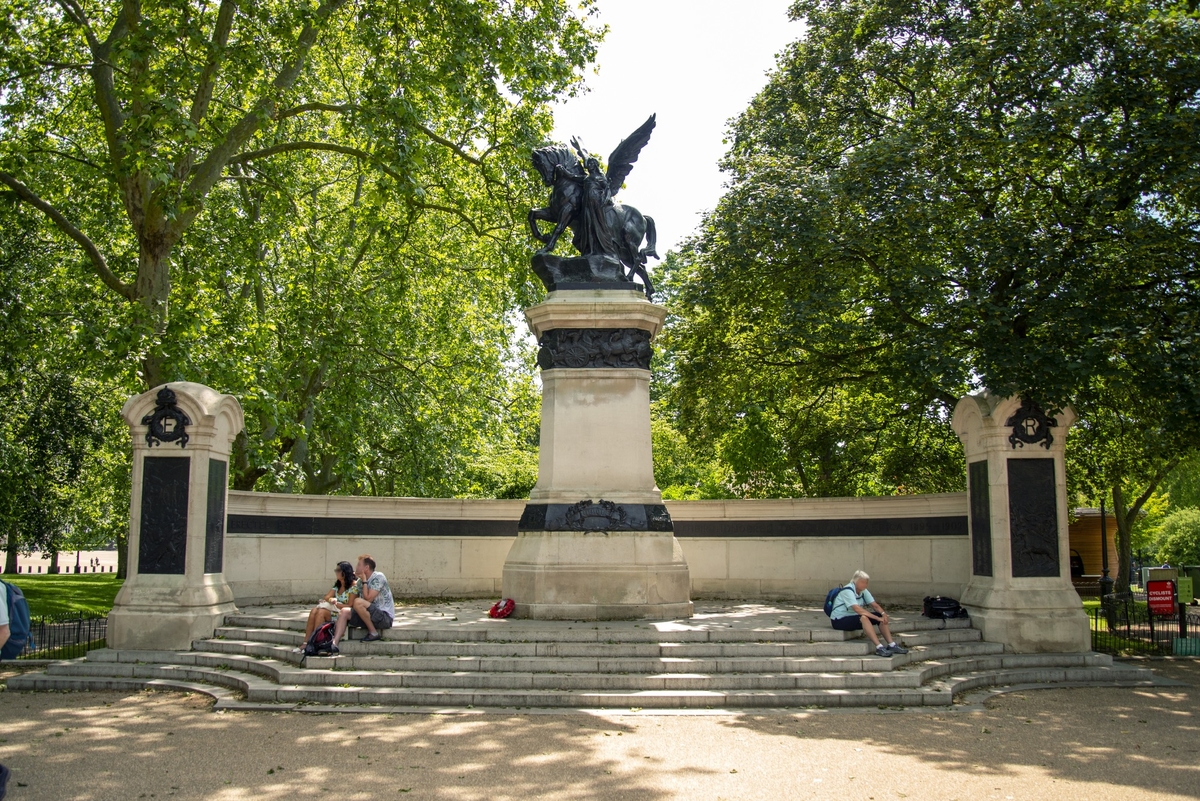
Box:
[8,603,1154,710]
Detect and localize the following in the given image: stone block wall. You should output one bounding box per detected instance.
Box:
[224,491,970,605]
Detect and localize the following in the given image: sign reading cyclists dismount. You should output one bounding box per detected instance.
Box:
[1147,580,1177,616]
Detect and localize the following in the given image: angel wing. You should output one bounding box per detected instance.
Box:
[531,145,582,186]
[605,114,656,198]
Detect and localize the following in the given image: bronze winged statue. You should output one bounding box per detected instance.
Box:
[529,114,659,298]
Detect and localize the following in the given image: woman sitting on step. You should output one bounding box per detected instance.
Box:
[305,561,359,639]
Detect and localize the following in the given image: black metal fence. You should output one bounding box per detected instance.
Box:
[1091,595,1200,656]
[15,612,108,660]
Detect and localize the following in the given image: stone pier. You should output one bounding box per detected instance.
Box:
[108,382,244,650]
[501,287,692,620]
[952,392,1090,653]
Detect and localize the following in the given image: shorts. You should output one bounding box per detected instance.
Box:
[347,602,393,630]
[831,614,882,631]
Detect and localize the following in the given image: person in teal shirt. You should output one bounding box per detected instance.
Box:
[830,570,909,657]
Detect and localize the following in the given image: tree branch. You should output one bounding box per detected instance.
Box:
[188,0,237,127]
[413,122,483,166]
[229,141,404,182]
[275,102,359,120]
[274,103,486,166]
[183,0,349,218]
[54,0,101,50]
[0,170,136,301]
[230,146,485,238]
[412,201,484,238]
[59,0,134,211]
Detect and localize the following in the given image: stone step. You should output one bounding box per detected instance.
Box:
[49,658,911,690]
[84,646,1111,686]
[221,613,971,643]
[54,655,928,690]
[196,638,896,673]
[213,625,979,657]
[11,660,1154,710]
[887,628,982,646]
[214,627,868,656]
[93,642,1027,695]
[195,637,1002,673]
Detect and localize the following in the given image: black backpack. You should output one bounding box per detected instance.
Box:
[303,622,336,656]
[923,596,969,619]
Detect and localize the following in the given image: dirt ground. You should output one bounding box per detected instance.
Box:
[0,660,1196,801]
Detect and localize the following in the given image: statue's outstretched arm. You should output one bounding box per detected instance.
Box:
[554,163,585,183]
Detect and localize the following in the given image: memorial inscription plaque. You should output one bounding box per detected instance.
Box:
[204,458,227,574]
[138,456,191,575]
[1007,458,1060,578]
[968,459,993,577]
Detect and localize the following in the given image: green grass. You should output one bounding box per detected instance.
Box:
[19,638,107,660]
[2,573,123,617]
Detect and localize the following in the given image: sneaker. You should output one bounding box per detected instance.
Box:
[887,643,909,655]
[363,632,382,643]
[874,645,890,657]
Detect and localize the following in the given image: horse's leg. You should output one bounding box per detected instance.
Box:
[541,203,574,253]
[529,208,555,244]
[629,263,654,299]
[612,206,643,277]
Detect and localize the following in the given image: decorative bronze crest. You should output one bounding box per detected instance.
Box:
[562,499,633,531]
[141,386,191,448]
[1005,398,1057,450]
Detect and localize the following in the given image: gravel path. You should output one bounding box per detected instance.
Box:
[0,660,1196,801]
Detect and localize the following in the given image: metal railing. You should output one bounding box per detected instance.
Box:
[15,612,108,660]
[1091,594,1200,656]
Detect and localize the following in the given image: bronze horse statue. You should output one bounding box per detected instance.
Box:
[528,115,659,298]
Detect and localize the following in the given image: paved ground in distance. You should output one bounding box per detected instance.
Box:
[0,660,1195,801]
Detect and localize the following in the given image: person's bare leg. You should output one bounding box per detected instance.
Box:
[332,607,353,646]
[353,597,378,636]
[879,619,895,644]
[306,606,331,638]
[859,615,882,647]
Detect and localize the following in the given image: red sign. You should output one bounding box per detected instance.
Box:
[1147,580,1177,615]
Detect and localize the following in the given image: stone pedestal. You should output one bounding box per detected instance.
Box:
[502,289,692,620]
[951,392,1089,653]
[108,383,244,650]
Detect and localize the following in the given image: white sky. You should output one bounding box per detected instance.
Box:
[551,0,801,256]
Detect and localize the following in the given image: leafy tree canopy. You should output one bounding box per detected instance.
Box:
[662,0,1200,498]
[0,0,603,569]
[1155,507,1200,566]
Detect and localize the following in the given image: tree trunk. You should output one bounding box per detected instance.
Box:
[1110,465,1174,592]
[231,431,267,491]
[48,547,60,574]
[1112,485,1134,591]
[4,528,17,573]
[134,238,174,389]
[116,529,128,580]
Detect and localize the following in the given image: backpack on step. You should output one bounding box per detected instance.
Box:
[923,595,968,620]
[1,580,34,660]
[303,621,335,656]
[823,585,847,617]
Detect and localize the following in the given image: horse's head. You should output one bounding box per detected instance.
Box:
[531,145,583,187]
